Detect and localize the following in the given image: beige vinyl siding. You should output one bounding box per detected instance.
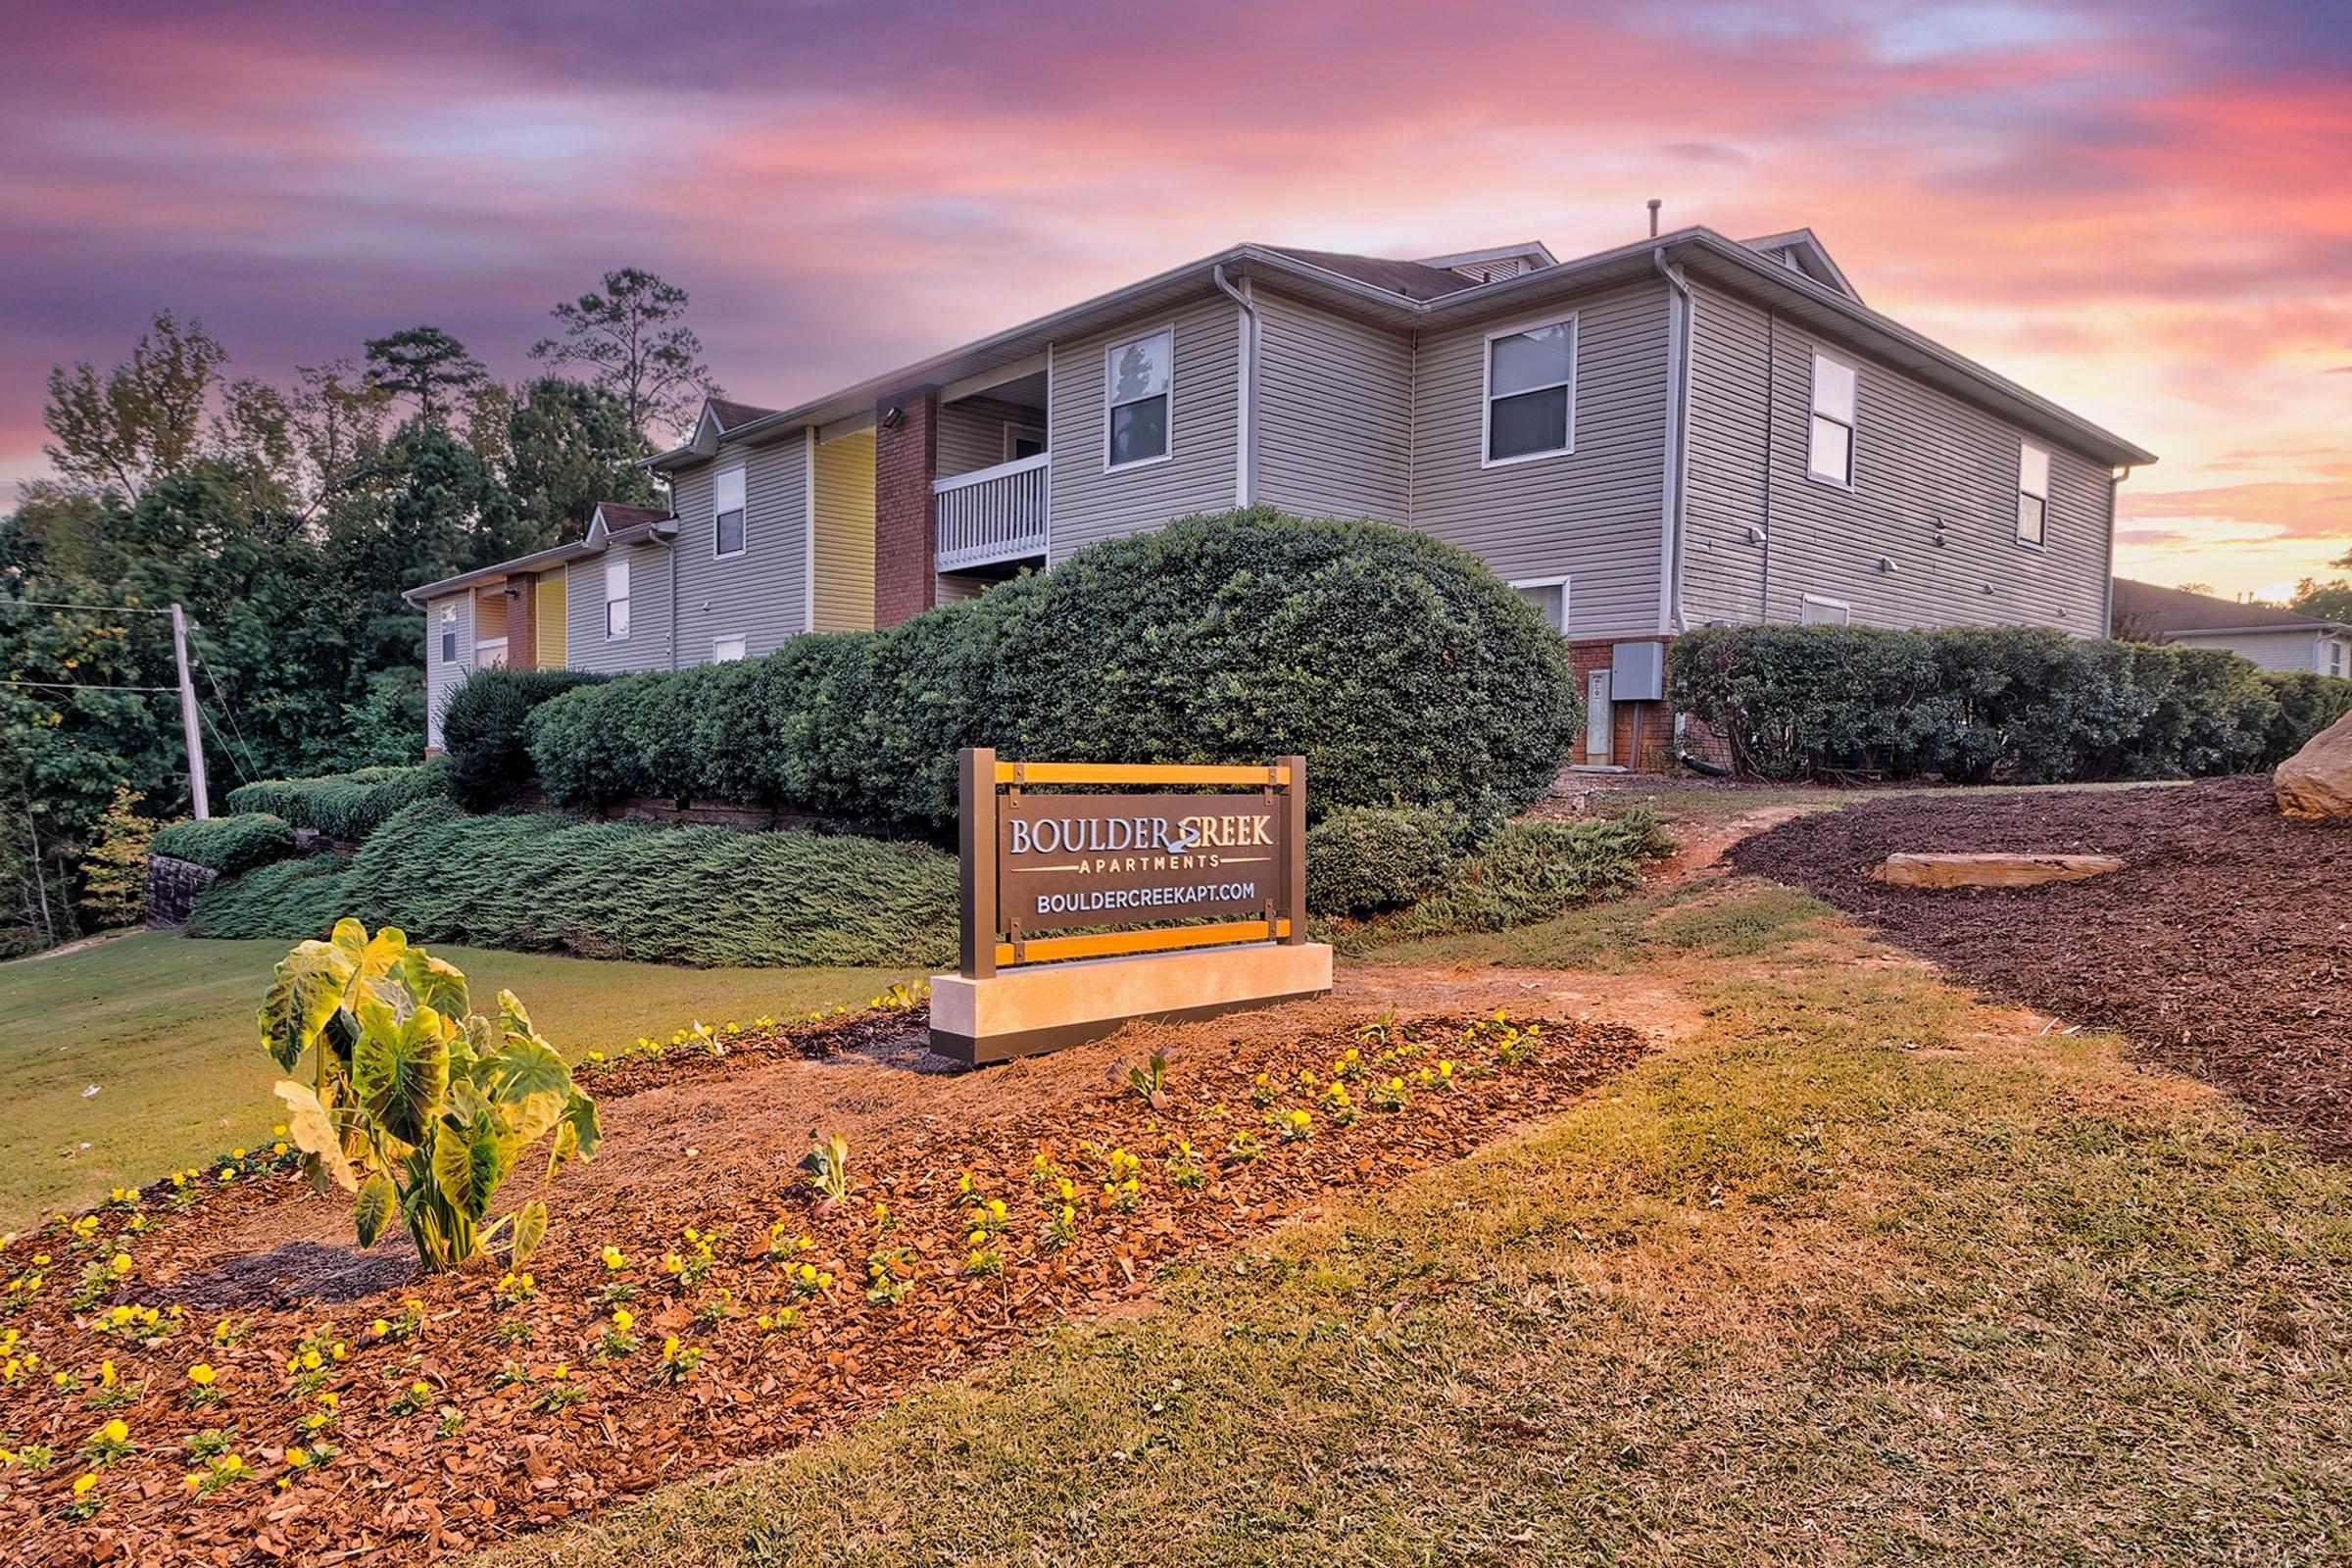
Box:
[936,396,1040,479]
[1047,292,1241,563]
[1253,287,1412,523]
[934,571,990,605]
[422,590,472,751]
[670,440,810,662]
[564,539,673,675]
[2170,628,2326,672]
[1682,279,2111,634]
[813,428,877,632]
[1409,280,1674,639]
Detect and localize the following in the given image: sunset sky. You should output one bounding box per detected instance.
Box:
[2,0,2346,598]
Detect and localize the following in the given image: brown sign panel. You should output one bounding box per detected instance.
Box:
[998,793,1282,933]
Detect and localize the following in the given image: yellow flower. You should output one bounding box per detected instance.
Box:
[611,1308,633,1333]
[409,1381,431,1398]
[662,1336,680,1357]
[286,1446,309,1467]
[370,1319,389,1337]
[73,1472,98,1496]
[316,1391,339,1409]
[230,1149,246,1160]
[551,1361,568,1380]
[98,1360,116,1387]
[188,1363,217,1387]
[600,1247,628,1271]
[99,1418,127,1444]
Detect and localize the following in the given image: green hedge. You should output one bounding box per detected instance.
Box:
[440,667,610,808]
[1671,624,2346,781]
[1331,810,1675,944]
[151,813,297,876]
[1305,805,1470,918]
[526,512,1581,828]
[190,801,956,968]
[2258,671,2352,769]
[224,760,452,841]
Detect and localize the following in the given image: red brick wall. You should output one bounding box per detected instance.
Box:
[1568,635,1677,772]
[874,392,939,628]
[501,578,536,670]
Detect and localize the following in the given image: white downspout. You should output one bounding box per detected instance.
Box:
[1652,245,1693,635]
[1212,264,1258,508]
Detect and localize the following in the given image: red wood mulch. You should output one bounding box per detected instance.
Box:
[1729,774,2352,1153]
[0,1000,1647,1566]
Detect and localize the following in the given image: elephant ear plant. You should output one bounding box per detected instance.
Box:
[258,918,603,1272]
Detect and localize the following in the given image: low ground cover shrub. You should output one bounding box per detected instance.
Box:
[526,511,1581,829]
[150,812,296,876]
[224,760,452,840]
[1322,808,1674,944]
[1673,624,2348,781]
[440,667,610,808]
[193,801,956,967]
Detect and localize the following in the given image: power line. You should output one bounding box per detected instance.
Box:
[187,641,265,786]
[0,600,174,615]
[0,678,176,693]
[195,700,259,787]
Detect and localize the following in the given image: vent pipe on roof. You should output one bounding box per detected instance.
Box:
[1647,198,1662,237]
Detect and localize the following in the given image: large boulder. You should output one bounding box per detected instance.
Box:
[2276,709,2352,818]
[1871,853,2124,889]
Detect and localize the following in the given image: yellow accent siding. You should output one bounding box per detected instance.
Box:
[536,574,566,667]
[813,428,877,632]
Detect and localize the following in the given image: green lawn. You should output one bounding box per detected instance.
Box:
[0,930,912,1232]
[476,879,2352,1568]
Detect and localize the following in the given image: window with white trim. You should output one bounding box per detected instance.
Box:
[1807,351,1857,486]
[1509,575,1570,633]
[440,606,458,663]
[2329,639,2345,678]
[1484,317,1576,464]
[712,635,747,663]
[1800,595,1852,625]
[605,559,630,639]
[1004,422,1046,462]
[2016,442,2050,546]
[1104,327,1171,468]
[713,464,747,558]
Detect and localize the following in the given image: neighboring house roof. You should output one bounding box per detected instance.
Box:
[707,398,779,430]
[399,500,679,604]
[643,223,2155,476]
[2111,578,2347,638]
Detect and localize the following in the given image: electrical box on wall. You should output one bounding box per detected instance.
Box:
[1609,641,1664,702]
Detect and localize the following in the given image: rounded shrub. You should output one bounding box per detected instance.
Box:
[225,760,452,840]
[439,667,609,808]
[1305,805,1468,917]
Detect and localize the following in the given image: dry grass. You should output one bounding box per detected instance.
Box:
[471,880,2352,1568]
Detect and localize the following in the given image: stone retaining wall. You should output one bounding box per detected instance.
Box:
[143,854,218,927]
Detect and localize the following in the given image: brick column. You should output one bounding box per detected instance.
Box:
[873,390,939,628]
[502,578,537,670]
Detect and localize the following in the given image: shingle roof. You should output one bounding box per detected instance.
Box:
[2112,577,2342,634]
[592,502,671,530]
[707,398,778,430]
[1264,247,1484,302]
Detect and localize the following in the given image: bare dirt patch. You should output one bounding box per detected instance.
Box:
[1730,774,2352,1154]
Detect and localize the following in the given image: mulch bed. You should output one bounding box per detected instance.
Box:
[1730,775,2352,1153]
[0,1001,1646,1566]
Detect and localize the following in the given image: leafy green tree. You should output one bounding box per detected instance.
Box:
[41,310,227,502]
[529,268,721,440]
[78,783,153,930]
[364,326,487,424]
[505,376,660,540]
[2291,551,2352,623]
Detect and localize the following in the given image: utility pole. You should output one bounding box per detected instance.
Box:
[169,603,209,819]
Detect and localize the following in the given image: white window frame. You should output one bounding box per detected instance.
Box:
[2015,442,2050,549]
[712,634,747,663]
[1003,421,1047,463]
[712,462,748,560]
[1102,324,1174,472]
[1806,349,1858,489]
[439,605,458,663]
[1508,574,1572,634]
[1481,311,1579,468]
[1799,594,1852,625]
[605,559,630,641]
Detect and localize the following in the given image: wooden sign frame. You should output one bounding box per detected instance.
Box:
[957,748,1308,978]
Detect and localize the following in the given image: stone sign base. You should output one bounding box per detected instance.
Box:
[930,941,1334,1066]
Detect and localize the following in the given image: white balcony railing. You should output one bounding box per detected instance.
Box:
[934,453,1049,571]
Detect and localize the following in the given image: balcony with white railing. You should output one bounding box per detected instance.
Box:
[934,453,1049,572]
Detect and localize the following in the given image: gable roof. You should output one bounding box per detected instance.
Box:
[400,500,680,604]
[2111,577,2345,637]
[1262,246,1483,302]
[637,224,2152,475]
[707,398,778,430]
